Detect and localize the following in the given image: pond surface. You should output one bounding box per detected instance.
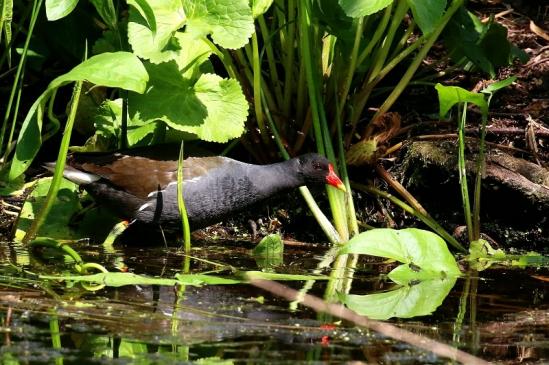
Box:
[0,239,548,364]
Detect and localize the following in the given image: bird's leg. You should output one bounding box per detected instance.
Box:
[69,201,97,227]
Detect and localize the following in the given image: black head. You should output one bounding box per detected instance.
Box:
[295,153,346,191]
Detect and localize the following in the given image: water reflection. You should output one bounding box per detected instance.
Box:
[0,239,547,364]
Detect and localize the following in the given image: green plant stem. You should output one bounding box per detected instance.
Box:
[348,16,424,142]
[251,32,269,145]
[1,0,35,71]
[262,92,341,245]
[258,14,284,106]
[0,0,42,160]
[370,0,464,123]
[356,4,392,66]
[233,47,278,122]
[22,74,83,244]
[352,182,466,252]
[177,141,191,252]
[338,16,364,118]
[324,250,350,302]
[298,1,324,156]
[472,98,491,241]
[281,0,296,117]
[367,0,409,84]
[41,89,60,142]
[452,271,471,347]
[296,59,307,125]
[1,67,23,163]
[120,90,128,149]
[298,0,348,240]
[234,49,254,87]
[49,313,63,365]
[203,37,239,79]
[29,237,84,266]
[170,285,188,355]
[343,41,425,140]
[299,187,342,245]
[374,34,424,84]
[469,275,480,353]
[336,95,358,236]
[350,0,463,135]
[457,103,474,243]
[389,19,415,60]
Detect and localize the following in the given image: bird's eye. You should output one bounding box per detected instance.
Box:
[313,162,322,170]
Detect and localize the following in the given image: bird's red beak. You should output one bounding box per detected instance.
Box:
[326,164,347,192]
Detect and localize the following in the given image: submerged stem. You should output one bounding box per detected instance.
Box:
[177,141,191,252]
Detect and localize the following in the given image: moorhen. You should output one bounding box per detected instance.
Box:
[53,149,346,230]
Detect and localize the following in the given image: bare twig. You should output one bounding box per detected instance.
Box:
[375,164,430,217]
[248,278,490,365]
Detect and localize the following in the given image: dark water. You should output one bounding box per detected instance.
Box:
[0,239,548,364]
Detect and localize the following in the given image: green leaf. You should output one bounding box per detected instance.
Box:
[184,0,255,49]
[338,0,393,17]
[443,8,520,77]
[14,177,81,241]
[253,234,284,256]
[127,0,184,63]
[251,0,274,18]
[9,100,45,180]
[127,121,164,146]
[0,174,25,196]
[128,0,156,33]
[1,0,13,64]
[172,32,213,77]
[510,44,529,64]
[407,0,446,35]
[189,74,248,142]
[339,228,462,282]
[89,98,164,149]
[435,83,488,119]
[480,22,510,68]
[469,239,505,259]
[481,76,516,94]
[46,0,79,21]
[312,0,355,43]
[340,277,456,319]
[51,52,148,93]
[468,240,548,270]
[253,234,284,268]
[8,52,148,180]
[89,0,117,29]
[129,62,248,143]
[443,9,494,76]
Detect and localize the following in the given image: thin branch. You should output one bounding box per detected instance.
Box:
[248,278,490,365]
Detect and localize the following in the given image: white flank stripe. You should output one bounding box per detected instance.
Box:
[138,203,152,212]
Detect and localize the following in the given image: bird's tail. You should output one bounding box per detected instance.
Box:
[43,163,100,185]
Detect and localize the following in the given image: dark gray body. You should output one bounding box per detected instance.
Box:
[84,157,305,229]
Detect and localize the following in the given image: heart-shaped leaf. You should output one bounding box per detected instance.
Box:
[339,228,462,282]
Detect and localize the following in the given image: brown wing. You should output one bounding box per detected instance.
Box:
[71,154,226,199]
